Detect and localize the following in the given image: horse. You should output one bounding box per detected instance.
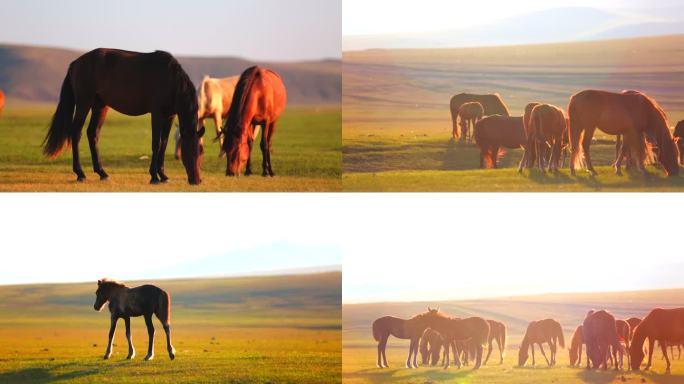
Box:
[626,317,642,340]
[420,328,446,366]
[474,115,526,169]
[568,89,679,177]
[518,319,565,367]
[456,339,480,366]
[518,103,566,172]
[422,311,490,369]
[42,48,205,184]
[175,75,240,159]
[372,307,438,368]
[631,308,684,372]
[93,279,175,361]
[450,93,510,135]
[220,66,286,177]
[583,310,628,370]
[456,102,484,142]
[610,319,631,370]
[569,325,585,367]
[0,89,5,115]
[483,319,507,365]
[674,120,684,165]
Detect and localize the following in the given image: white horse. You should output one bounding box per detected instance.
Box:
[175,75,239,159]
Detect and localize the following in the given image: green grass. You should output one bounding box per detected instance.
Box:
[0,105,341,191]
[343,289,684,384]
[342,35,684,192]
[0,272,341,383]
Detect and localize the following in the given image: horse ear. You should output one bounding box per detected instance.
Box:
[427,306,432,312]
[198,125,206,138]
[97,280,101,286]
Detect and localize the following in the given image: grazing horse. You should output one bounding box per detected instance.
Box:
[221,66,286,177]
[456,102,484,142]
[474,115,526,169]
[175,75,240,159]
[631,308,684,372]
[610,319,631,369]
[420,328,446,366]
[518,103,566,172]
[483,319,507,365]
[626,317,642,340]
[0,89,5,115]
[569,325,585,367]
[583,310,627,370]
[372,308,438,368]
[42,48,205,184]
[568,89,679,177]
[422,311,490,369]
[518,319,565,367]
[450,93,510,135]
[93,279,175,361]
[674,120,684,165]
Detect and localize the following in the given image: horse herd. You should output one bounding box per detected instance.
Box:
[450,91,683,177]
[40,48,287,184]
[372,307,684,373]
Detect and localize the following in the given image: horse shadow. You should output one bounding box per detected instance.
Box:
[0,363,99,384]
[350,366,473,383]
[524,168,604,190]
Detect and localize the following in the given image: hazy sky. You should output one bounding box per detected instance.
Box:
[0,195,341,285]
[0,0,341,61]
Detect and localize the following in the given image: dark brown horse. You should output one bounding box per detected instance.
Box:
[474,115,526,169]
[518,103,566,172]
[518,319,565,367]
[94,279,175,361]
[568,89,679,177]
[450,93,510,134]
[483,319,507,365]
[420,328,446,366]
[42,48,205,184]
[372,308,438,368]
[583,310,627,370]
[631,308,684,372]
[422,311,490,369]
[221,66,286,177]
[569,325,585,367]
[674,120,684,165]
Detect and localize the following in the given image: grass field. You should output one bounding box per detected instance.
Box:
[343,289,684,384]
[342,35,684,191]
[0,271,341,384]
[0,104,341,191]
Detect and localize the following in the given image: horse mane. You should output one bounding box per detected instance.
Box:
[167,55,198,121]
[99,278,127,288]
[223,66,262,144]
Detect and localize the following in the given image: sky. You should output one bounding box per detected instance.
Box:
[0,0,341,61]
[0,195,341,285]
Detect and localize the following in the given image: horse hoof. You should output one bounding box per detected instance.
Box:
[103,353,111,360]
[76,176,86,183]
[150,179,161,185]
[144,355,154,361]
[169,353,175,360]
[127,354,135,360]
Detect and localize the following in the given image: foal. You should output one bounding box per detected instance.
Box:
[94,279,175,360]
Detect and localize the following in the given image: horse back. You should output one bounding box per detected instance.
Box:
[642,308,684,341]
[125,284,165,317]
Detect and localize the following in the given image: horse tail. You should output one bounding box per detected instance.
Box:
[557,322,565,349]
[158,290,172,325]
[500,323,507,357]
[42,69,75,158]
[372,320,381,342]
[567,98,584,170]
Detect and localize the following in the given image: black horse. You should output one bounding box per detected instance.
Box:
[94,279,175,360]
[43,48,205,184]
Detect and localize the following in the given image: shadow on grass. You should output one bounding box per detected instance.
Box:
[345,366,474,383]
[0,362,100,384]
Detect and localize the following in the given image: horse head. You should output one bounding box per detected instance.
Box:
[94,279,110,311]
[180,123,205,184]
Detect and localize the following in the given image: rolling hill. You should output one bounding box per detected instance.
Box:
[0,44,340,105]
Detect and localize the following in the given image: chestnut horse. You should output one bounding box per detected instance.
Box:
[626,317,642,340]
[674,120,684,165]
[450,93,510,135]
[483,319,507,365]
[569,325,585,367]
[474,115,526,169]
[518,319,565,367]
[519,103,566,172]
[420,328,446,366]
[568,89,679,177]
[611,319,631,369]
[456,102,484,142]
[583,310,627,370]
[0,89,5,115]
[221,66,287,177]
[42,48,204,184]
[630,308,684,372]
[93,279,175,361]
[423,311,490,369]
[372,308,438,368]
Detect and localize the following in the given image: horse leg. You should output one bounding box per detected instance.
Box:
[157,115,174,183]
[144,314,155,360]
[614,136,627,176]
[660,340,672,373]
[474,344,483,369]
[579,342,583,366]
[382,339,389,368]
[646,338,655,370]
[149,113,163,184]
[492,146,500,169]
[377,338,384,368]
[245,125,256,176]
[124,317,135,359]
[262,122,277,176]
[162,322,175,360]
[550,340,557,366]
[538,343,550,366]
[86,102,109,180]
[104,315,118,359]
[175,120,184,160]
[530,344,536,366]
[71,103,90,182]
[483,339,494,365]
[215,113,225,158]
[582,126,598,175]
[406,338,415,368]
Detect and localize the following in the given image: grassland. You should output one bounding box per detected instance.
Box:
[0,271,341,383]
[0,104,341,191]
[343,289,684,384]
[342,34,684,191]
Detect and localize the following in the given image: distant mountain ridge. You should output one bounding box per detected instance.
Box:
[0,44,340,105]
[343,6,684,51]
